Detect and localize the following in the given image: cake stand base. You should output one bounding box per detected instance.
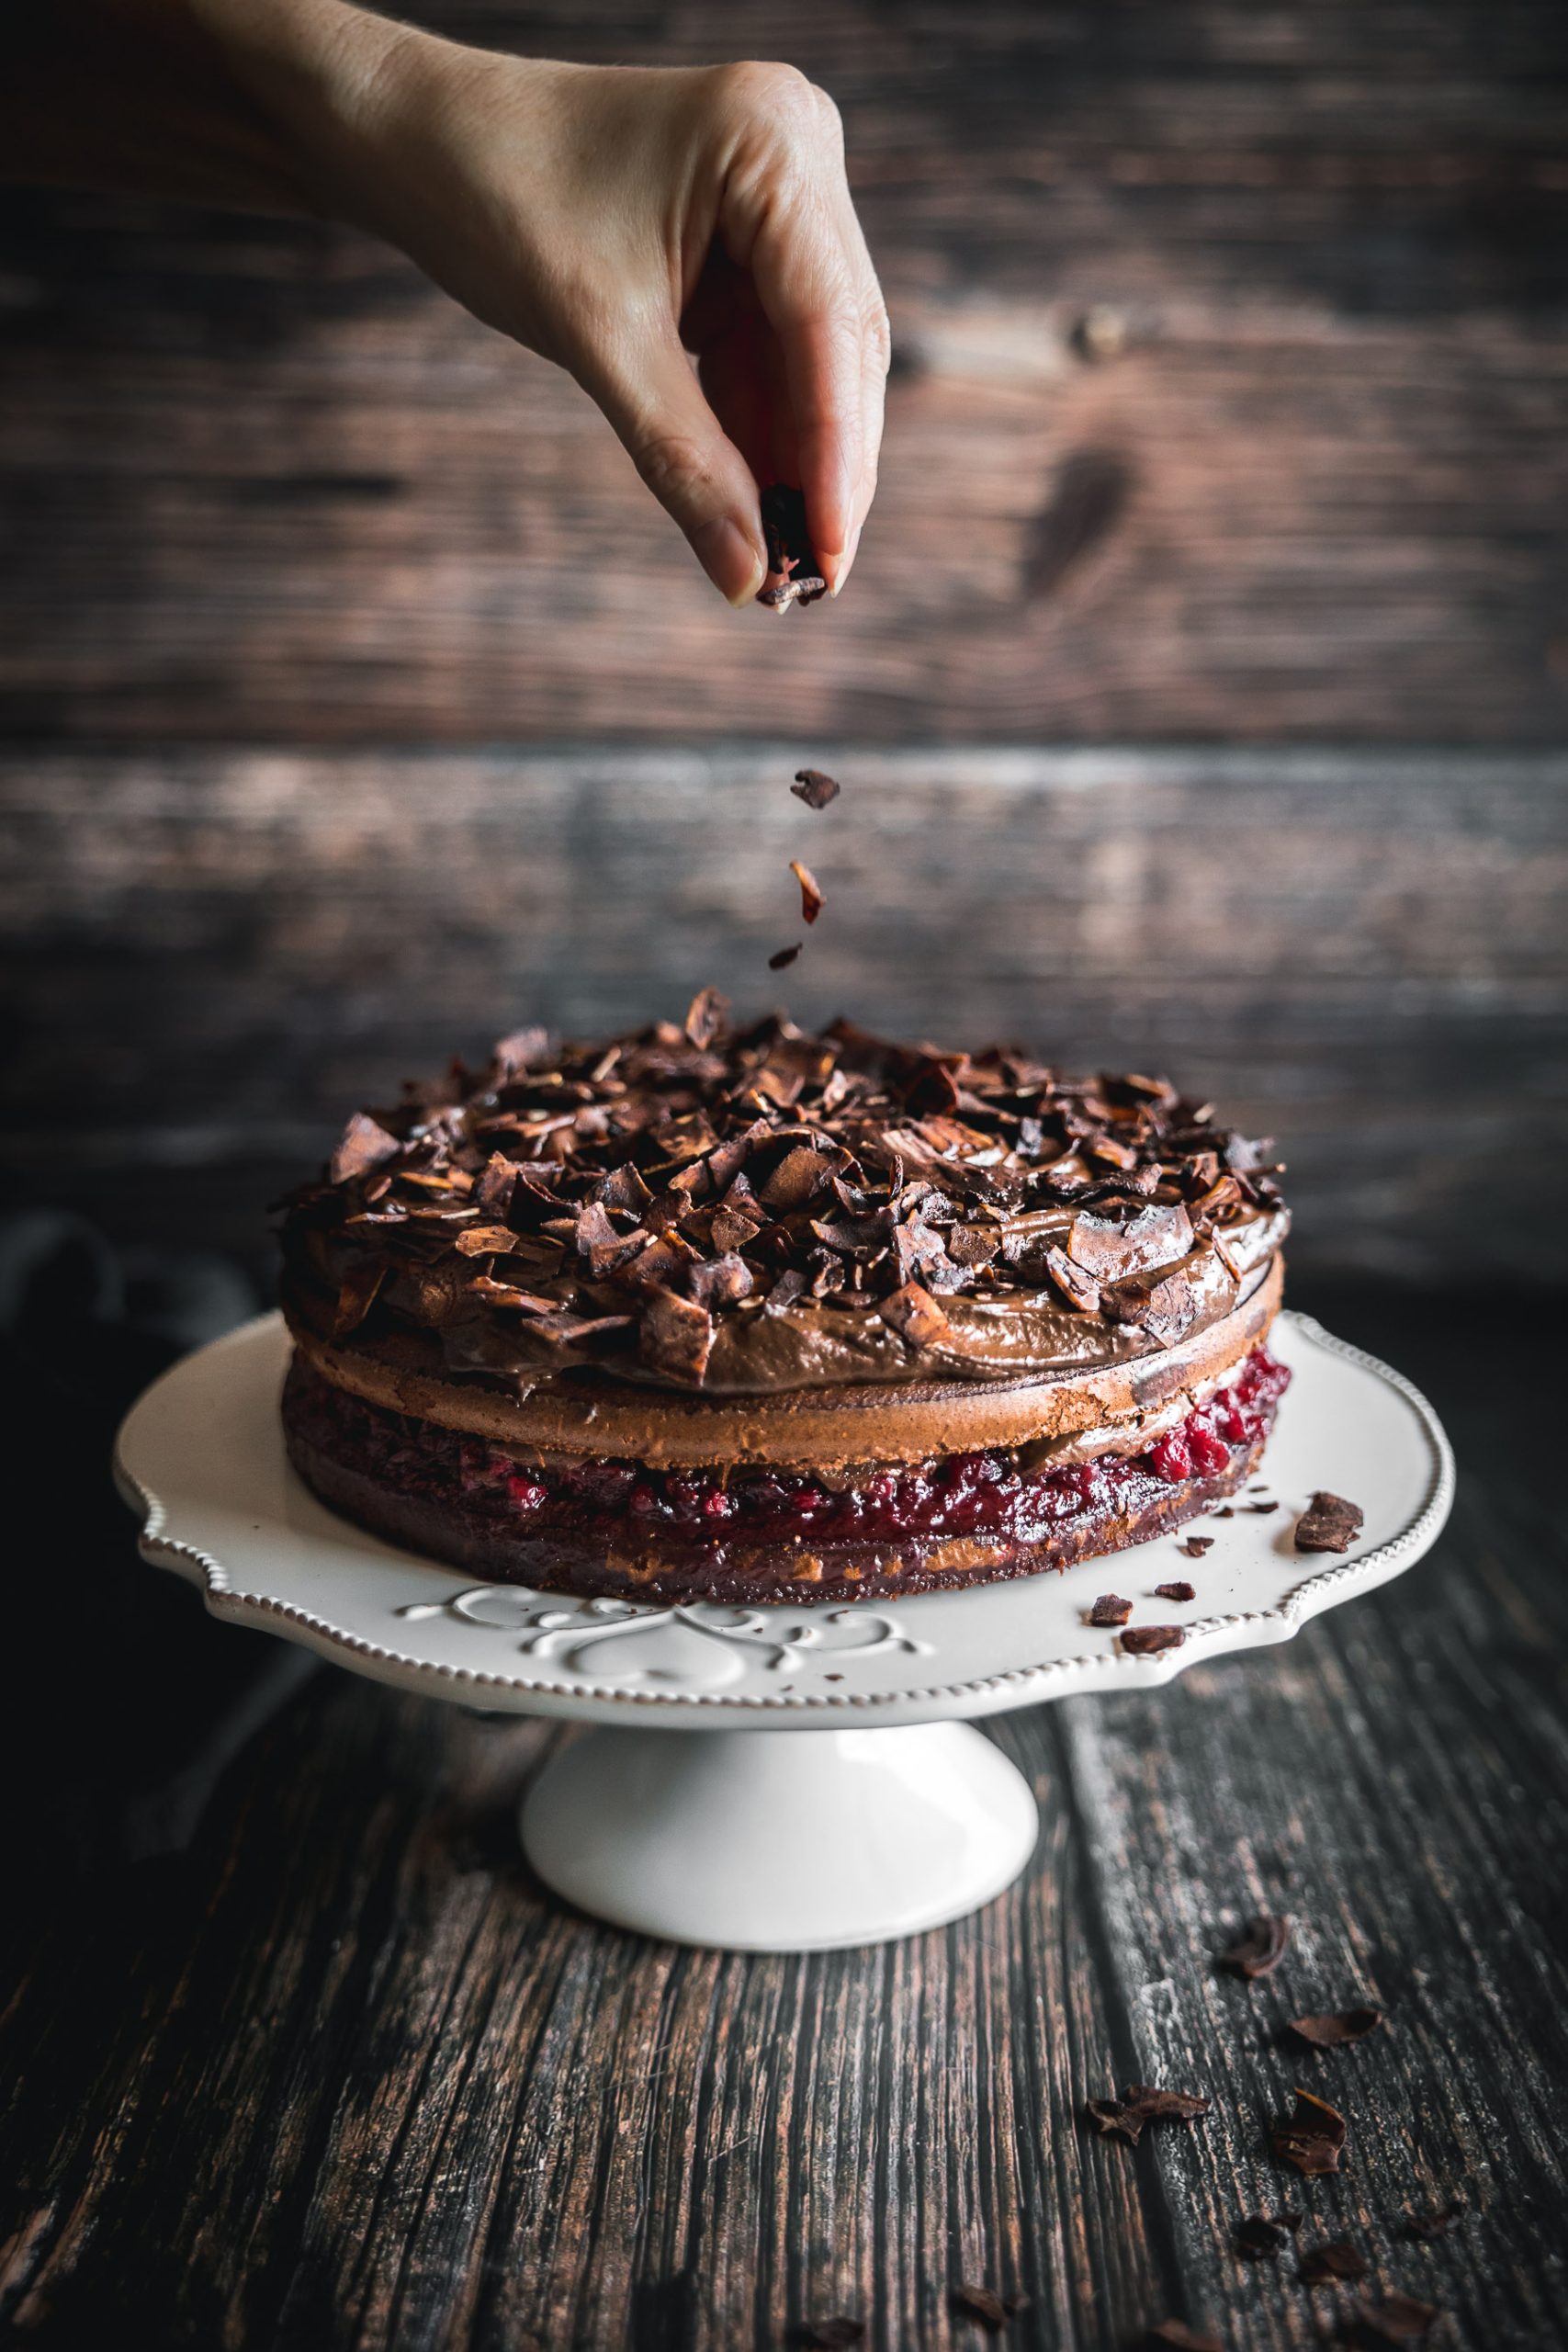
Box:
[519,1721,1039,1951]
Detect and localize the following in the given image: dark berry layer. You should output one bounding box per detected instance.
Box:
[282,1344,1289,1605]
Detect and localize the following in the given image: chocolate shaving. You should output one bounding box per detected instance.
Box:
[1156,1580,1197,1602]
[639,1287,716,1385]
[791,860,825,925]
[1044,1243,1100,1315]
[685,1252,754,1310]
[329,1111,401,1186]
[881,1280,953,1347]
[792,767,841,809]
[1089,1593,1132,1626]
[332,1259,386,1338]
[758,484,827,608]
[1271,2087,1348,2177]
[1401,2201,1465,2241]
[797,2322,865,2348]
[1178,1536,1213,1557]
[769,944,803,970]
[1287,2007,1383,2048]
[1298,2241,1369,2285]
[1121,1624,1185,1656]
[1220,1914,1290,1978]
[1352,2294,1440,2345]
[1235,2214,1301,2260]
[1086,2085,1210,2145]
[1247,1499,1280,1515]
[683,986,728,1050]
[1144,2324,1223,2352]
[1295,1490,1365,1554]
[950,2282,1026,2329]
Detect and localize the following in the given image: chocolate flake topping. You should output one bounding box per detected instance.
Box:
[1288,2007,1383,2048]
[1156,1580,1198,1601]
[1298,2241,1370,2285]
[1121,1624,1185,1656]
[792,767,841,809]
[950,2282,1029,2329]
[281,1004,1286,1393]
[1089,1593,1133,1626]
[758,484,827,608]
[1272,2087,1348,2177]
[1295,1490,1365,1553]
[1221,1914,1291,1978]
[791,860,825,925]
[769,944,803,970]
[1235,2213,1302,2260]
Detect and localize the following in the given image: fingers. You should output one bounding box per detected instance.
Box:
[581,325,767,605]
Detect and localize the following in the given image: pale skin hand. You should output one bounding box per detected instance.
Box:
[5,1,890,605]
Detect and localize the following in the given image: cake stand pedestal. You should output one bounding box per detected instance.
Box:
[115,1312,1451,1952]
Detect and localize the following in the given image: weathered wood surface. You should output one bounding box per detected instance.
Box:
[3,746,1564,1283]
[1,1295,1562,2350]
[3,1,1566,745]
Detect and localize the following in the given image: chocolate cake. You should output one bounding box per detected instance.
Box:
[278,999,1291,1605]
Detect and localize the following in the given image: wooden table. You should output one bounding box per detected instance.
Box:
[3,1285,1563,2350]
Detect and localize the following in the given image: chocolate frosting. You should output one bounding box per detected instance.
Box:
[277,1000,1289,1400]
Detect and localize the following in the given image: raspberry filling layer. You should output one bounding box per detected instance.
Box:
[286,1342,1289,1554]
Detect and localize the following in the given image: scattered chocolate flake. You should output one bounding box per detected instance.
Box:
[792,767,841,809]
[1272,2087,1348,2177]
[683,985,728,1050]
[1295,1490,1365,1554]
[768,943,803,969]
[1298,2240,1370,2285]
[881,1279,953,1347]
[638,1286,716,1385]
[329,1111,401,1186]
[1044,1242,1101,1316]
[1089,1593,1133,1627]
[950,2283,1028,2328]
[796,2321,865,2349]
[1156,1580,1198,1602]
[1288,2007,1383,2048]
[1247,1499,1280,1515]
[791,860,825,924]
[758,484,827,608]
[1351,2293,1440,2344]
[1221,1915,1291,1978]
[1401,2201,1466,2242]
[1213,1506,1235,1518]
[1086,2086,1210,2145]
[1178,1536,1213,1557]
[1235,2213,1302,2260]
[1121,1624,1185,1656]
[1144,2324,1224,2352]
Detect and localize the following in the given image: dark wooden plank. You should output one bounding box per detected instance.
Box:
[2,746,1564,1282]
[2,0,1565,745]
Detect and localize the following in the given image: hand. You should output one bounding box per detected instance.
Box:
[294,26,891,604]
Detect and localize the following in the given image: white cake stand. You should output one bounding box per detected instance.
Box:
[115,1311,1451,1952]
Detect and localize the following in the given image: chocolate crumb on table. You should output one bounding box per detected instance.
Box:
[1178,1533,1213,1556]
[1219,1913,1290,1976]
[1287,2005,1383,2046]
[1298,2240,1370,2285]
[757,483,827,608]
[1085,2085,1210,2145]
[1235,2213,1302,2259]
[1295,1489,1365,1552]
[1271,2086,1348,2176]
[950,2280,1030,2328]
[1156,1580,1197,1601]
[1121,1623,1185,1655]
[1089,1592,1133,1626]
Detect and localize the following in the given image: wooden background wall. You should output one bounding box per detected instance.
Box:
[2,2,1565,1282]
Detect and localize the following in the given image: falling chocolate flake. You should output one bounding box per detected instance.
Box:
[1401,2201,1466,2242]
[950,2283,1028,2328]
[1156,1580,1198,1602]
[792,767,841,809]
[758,483,827,608]
[329,1111,401,1186]
[1122,1624,1185,1656]
[1220,1914,1291,1978]
[791,860,825,925]
[1295,1489,1365,1554]
[769,943,803,970]
[1351,2293,1441,2345]
[683,986,728,1051]
[1288,2007,1384,2048]
[1085,2085,1210,2145]
[1235,2214,1301,2260]
[797,2321,865,2349]
[1271,2087,1348,2177]
[1089,1593,1133,1627]
[1143,2324,1224,2352]
[1298,2241,1370,2286]
[1178,1535,1213,1557]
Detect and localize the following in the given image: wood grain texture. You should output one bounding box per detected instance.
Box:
[3,745,1564,1282]
[1,1296,1563,2350]
[2,0,1566,744]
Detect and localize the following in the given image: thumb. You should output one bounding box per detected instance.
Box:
[581,329,766,605]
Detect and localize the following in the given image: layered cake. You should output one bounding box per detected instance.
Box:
[278,1000,1291,1605]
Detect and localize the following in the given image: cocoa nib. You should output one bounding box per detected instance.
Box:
[1271,2087,1348,2177]
[950,2282,1029,2329]
[791,860,825,924]
[1085,2085,1210,2146]
[1295,1490,1365,1554]
[1235,2213,1302,2260]
[1121,1624,1185,1656]
[1298,2241,1370,2286]
[1220,1914,1291,1978]
[1089,1593,1133,1626]
[1351,2294,1441,2345]
[758,484,827,608]
[1144,2324,1224,2352]
[768,943,803,969]
[1287,2007,1383,2048]
[1156,1580,1197,1601]
[792,767,841,809]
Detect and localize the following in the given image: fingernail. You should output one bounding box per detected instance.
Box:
[830,520,863,597]
[692,515,765,606]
